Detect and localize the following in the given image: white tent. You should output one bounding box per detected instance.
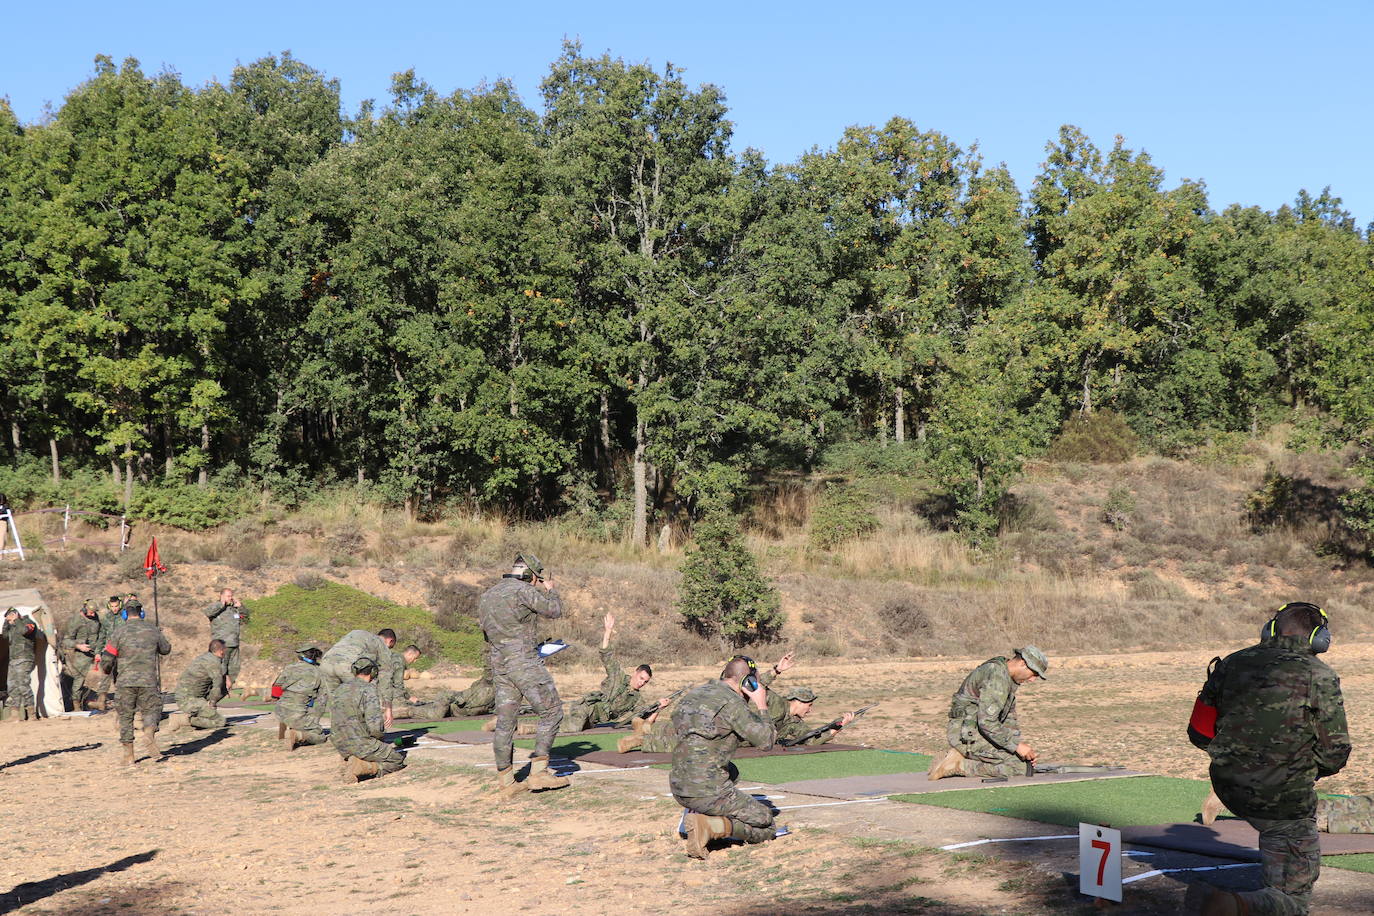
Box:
[0,587,65,717]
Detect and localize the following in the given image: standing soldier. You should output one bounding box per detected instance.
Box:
[2,607,42,721]
[927,646,1048,780]
[1185,602,1350,915]
[203,587,246,693]
[100,602,171,764]
[91,595,124,710]
[564,613,667,732]
[329,656,406,781]
[274,646,327,750]
[479,552,569,796]
[320,629,404,728]
[167,640,227,733]
[671,656,778,858]
[60,600,103,711]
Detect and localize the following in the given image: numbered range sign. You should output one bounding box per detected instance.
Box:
[1079,823,1122,902]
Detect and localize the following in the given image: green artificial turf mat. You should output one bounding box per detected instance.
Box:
[648,749,933,783]
[892,775,1209,827]
[515,732,627,758]
[1325,853,1374,873]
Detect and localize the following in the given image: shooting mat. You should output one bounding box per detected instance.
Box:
[576,742,871,769]
[1121,821,1374,859]
[805,768,1149,801]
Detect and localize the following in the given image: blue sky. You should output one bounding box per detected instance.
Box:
[4,1,1370,225]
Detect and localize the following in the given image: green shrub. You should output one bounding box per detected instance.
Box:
[243,580,482,668]
[818,440,925,476]
[1102,485,1137,531]
[1246,465,1294,529]
[809,483,880,550]
[1046,411,1137,463]
[678,508,783,647]
[129,482,249,530]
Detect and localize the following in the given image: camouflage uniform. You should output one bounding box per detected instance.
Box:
[670,680,778,845]
[320,631,402,712]
[767,686,837,746]
[945,656,1024,778]
[1198,634,1350,915]
[202,600,243,685]
[2,613,40,710]
[1318,796,1374,834]
[328,676,406,774]
[565,647,649,731]
[60,610,102,708]
[93,608,124,701]
[273,658,327,745]
[106,617,171,745]
[174,652,226,729]
[478,576,564,769]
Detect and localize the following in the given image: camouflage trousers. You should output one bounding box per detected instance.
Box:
[220,646,241,685]
[63,650,96,708]
[491,648,562,769]
[564,699,608,732]
[317,661,350,716]
[642,718,680,754]
[331,735,406,774]
[675,788,776,844]
[393,699,447,721]
[946,718,1022,778]
[1318,795,1374,834]
[5,658,34,708]
[175,692,226,730]
[115,685,163,745]
[1234,815,1319,915]
[275,701,327,745]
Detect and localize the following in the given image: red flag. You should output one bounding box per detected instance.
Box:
[144,537,167,579]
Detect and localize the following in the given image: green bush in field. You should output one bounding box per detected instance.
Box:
[809,483,880,550]
[678,508,782,647]
[1101,485,1137,531]
[243,581,482,668]
[1046,410,1137,463]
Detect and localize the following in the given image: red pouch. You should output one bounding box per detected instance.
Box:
[1188,696,1218,747]
[270,684,283,700]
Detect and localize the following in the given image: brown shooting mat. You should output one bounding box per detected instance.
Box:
[1121,820,1374,860]
[424,725,624,745]
[797,768,1149,800]
[576,742,869,769]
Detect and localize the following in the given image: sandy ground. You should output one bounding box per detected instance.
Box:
[2,643,1373,915]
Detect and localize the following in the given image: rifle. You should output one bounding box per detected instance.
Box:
[778,702,877,747]
[1031,763,1127,776]
[602,684,693,729]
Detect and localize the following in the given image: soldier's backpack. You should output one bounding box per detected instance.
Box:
[1187,655,1224,750]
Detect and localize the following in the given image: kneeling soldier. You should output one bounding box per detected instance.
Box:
[928,646,1048,780]
[274,645,328,749]
[330,655,406,782]
[167,640,228,732]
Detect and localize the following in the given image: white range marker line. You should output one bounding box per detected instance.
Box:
[941,834,1078,850]
[776,798,890,810]
[555,766,653,775]
[1122,863,1258,885]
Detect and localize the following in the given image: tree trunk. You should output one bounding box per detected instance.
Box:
[198,424,210,487]
[49,438,60,484]
[357,466,365,485]
[123,457,134,508]
[111,460,121,490]
[9,420,19,455]
[632,418,648,548]
[598,390,612,484]
[916,418,927,442]
[894,386,906,444]
[164,420,174,476]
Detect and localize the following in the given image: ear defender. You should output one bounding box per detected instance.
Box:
[1261,603,1330,653]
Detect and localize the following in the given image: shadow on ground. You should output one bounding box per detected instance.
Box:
[0,850,159,915]
[0,742,101,771]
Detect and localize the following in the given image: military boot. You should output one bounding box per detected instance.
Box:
[631,716,650,735]
[1182,882,1247,915]
[120,742,136,766]
[926,748,965,780]
[1201,789,1225,826]
[516,720,537,737]
[23,706,37,721]
[277,721,287,740]
[345,756,380,781]
[481,717,498,732]
[497,765,531,798]
[617,734,644,754]
[139,732,160,762]
[525,756,570,791]
[165,713,190,733]
[285,728,303,751]
[684,814,731,859]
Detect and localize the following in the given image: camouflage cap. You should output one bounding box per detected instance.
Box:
[351,655,378,674]
[513,552,545,577]
[1015,645,1049,679]
[784,686,818,703]
[296,644,319,655]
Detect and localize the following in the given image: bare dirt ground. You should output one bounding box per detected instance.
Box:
[2,644,1373,915]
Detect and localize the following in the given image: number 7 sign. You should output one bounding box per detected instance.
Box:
[1079,823,1122,902]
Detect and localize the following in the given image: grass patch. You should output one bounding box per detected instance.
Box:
[648,749,933,784]
[892,775,1208,827]
[1325,853,1374,873]
[514,733,626,758]
[243,581,481,668]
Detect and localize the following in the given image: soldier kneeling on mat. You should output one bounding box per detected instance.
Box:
[274,645,328,750]
[167,639,228,733]
[671,655,781,859]
[330,655,407,782]
[927,646,1048,780]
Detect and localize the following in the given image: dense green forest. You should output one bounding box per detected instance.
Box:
[2,44,1372,541]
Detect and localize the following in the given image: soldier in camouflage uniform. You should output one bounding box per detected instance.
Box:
[479,552,569,796]
[203,587,246,692]
[1185,603,1349,916]
[400,662,497,720]
[927,646,1048,780]
[60,600,103,711]
[379,644,425,719]
[329,655,406,781]
[167,640,227,732]
[101,603,171,764]
[565,613,666,732]
[273,645,327,749]
[767,686,856,746]
[320,628,404,727]
[91,596,124,710]
[2,607,42,721]
[671,656,779,858]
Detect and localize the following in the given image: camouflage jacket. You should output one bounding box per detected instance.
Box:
[330,677,384,745]
[176,652,224,703]
[2,615,40,662]
[202,601,242,647]
[767,692,836,746]
[446,670,495,712]
[585,647,646,720]
[323,630,402,707]
[478,576,562,652]
[106,618,170,688]
[947,656,1019,753]
[1202,634,1351,820]
[61,612,102,657]
[669,680,776,799]
[273,660,323,711]
[98,611,124,648]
